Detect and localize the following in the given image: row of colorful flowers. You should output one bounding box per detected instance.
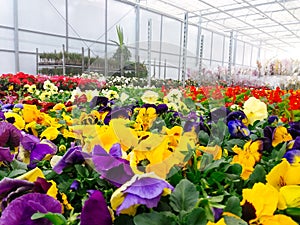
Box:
[1,73,300,224]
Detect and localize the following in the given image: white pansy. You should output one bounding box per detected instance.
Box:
[141,90,159,104]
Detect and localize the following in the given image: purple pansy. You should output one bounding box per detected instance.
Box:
[80,190,112,225]
[0,121,21,148]
[228,119,250,138]
[53,145,89,174]
[113,174,174,214]
[19,133,57,168]
[283,149,300,165]
[288,121,300,139]
[92,144,134,187]
[0,193,62,225]
[0,147,13,162]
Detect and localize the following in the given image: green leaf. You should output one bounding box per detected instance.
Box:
[133,212,177,225]
[224,196,242,217]
[224,215,247,225]
[114,215,135,225]
[31,212,67,225]
[170,179,199,212]
[200,153,214,171]
[184,98,196,111]
[74,164,89,177]
[182,207,207,225]
[247,164,266,186]
[11,160,27,170]
[198,130,210,146]
[8,169,27,178]
[276,142,287,160]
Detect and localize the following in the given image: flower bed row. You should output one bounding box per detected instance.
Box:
[0,73,300,224]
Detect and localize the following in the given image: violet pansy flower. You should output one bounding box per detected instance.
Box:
[92,144,134,187]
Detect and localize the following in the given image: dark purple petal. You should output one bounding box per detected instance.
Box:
[53,146,88,174]
[0,121,21,147]
[291,136,300,150]
[14,103,24,109]
[90,96,109,109]
[263,126,276,141]
[226,111,247,123]
[32,177,52,194]
[29,142,57,169]
[156,104,168,114]
[21,134,40,150]
[288,122,300,139]
[284,149,300,164]
[0,178,33,200]
[109,143,122,158]
[228,120,250,138]
[80,190,112,225]
[0,111,5,120]
[183,121,200,133]
[213,208,223,222]
[92,145,134,187]
[268,115,278,124]
[0,193,62,225]
[1,104,14,110]
[0,147,13,162]
[70,180,80,191]
[210,107,229,123]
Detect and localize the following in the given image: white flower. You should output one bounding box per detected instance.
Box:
[141,90,159,104]
[166,89,182,103]
[120,92,129,103]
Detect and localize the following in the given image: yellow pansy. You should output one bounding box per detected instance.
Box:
[258,214,298,225]
[4,112,25,130]
[134,107,157,131]
[22,104,40,123]
[40,127,60,140]
[199,145,223,160]
[266,159,300,190]
[243,97,268,125]
[279,185,300,208]
[272,126,293,147]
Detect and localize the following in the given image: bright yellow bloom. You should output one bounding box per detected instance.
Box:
[22,104,40,123]
[279,185,300,208]
[207,218,226,225]
[257,214,298,225]
[27,84,37,94]
[199,145,222,160]
[52,103,66,111]
[243,97,268,125]
[40,127,60,140]
[231,140,262,180]
[241,183,278,219]
[266,159,300,190]
[272,126,293,147]
[4,112,25,130]
[134,107,157,131]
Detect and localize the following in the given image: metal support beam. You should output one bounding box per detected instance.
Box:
[65,0,69,53]
[13,0,19,73]
[222,35,225,66]
[178,22,183,81]
[196,14,202,67]
[242,42,245,66]
[181,12,188,87]
[105,0,108,76]
[198,35,204,79]
[147,19,152,87]
[209,32,214,67]
[62,44,66,75]
[135,0,140,64]
[159,15,163,79]
[232,31,237,66]
[228,31,233,81]
[36,48,39,75]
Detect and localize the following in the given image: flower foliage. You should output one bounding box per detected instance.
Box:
[0,73,300,224]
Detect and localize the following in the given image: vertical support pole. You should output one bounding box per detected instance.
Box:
[209,32,214,67]
[147,19,152,87]
[198,35,204,78]
[257,40,262,77]
[82,47,84,73]
[62,44,66,75]
[178,22,183,81]
[232,31,237,66]
[228,31,233,81]
[153,58,156,78]
[222,35,225,66]
[250,45,253,67]
[164,59,167,80]
[36,48,39,75]
[65,0,69,53]
[13,0,19,73]
[105,0,108,76]
[158,15,163,79]
[88,48,91,73]
[242,42,245,66]
[181,12,188,87]
[196,14,202,67]
[135,0,140,75]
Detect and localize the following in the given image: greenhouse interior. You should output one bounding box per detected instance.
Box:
[1,0,300,224]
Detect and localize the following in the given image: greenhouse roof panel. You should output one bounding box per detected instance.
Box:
[120,0,300,49]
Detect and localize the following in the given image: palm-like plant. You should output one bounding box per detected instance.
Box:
[111,25,131,76]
